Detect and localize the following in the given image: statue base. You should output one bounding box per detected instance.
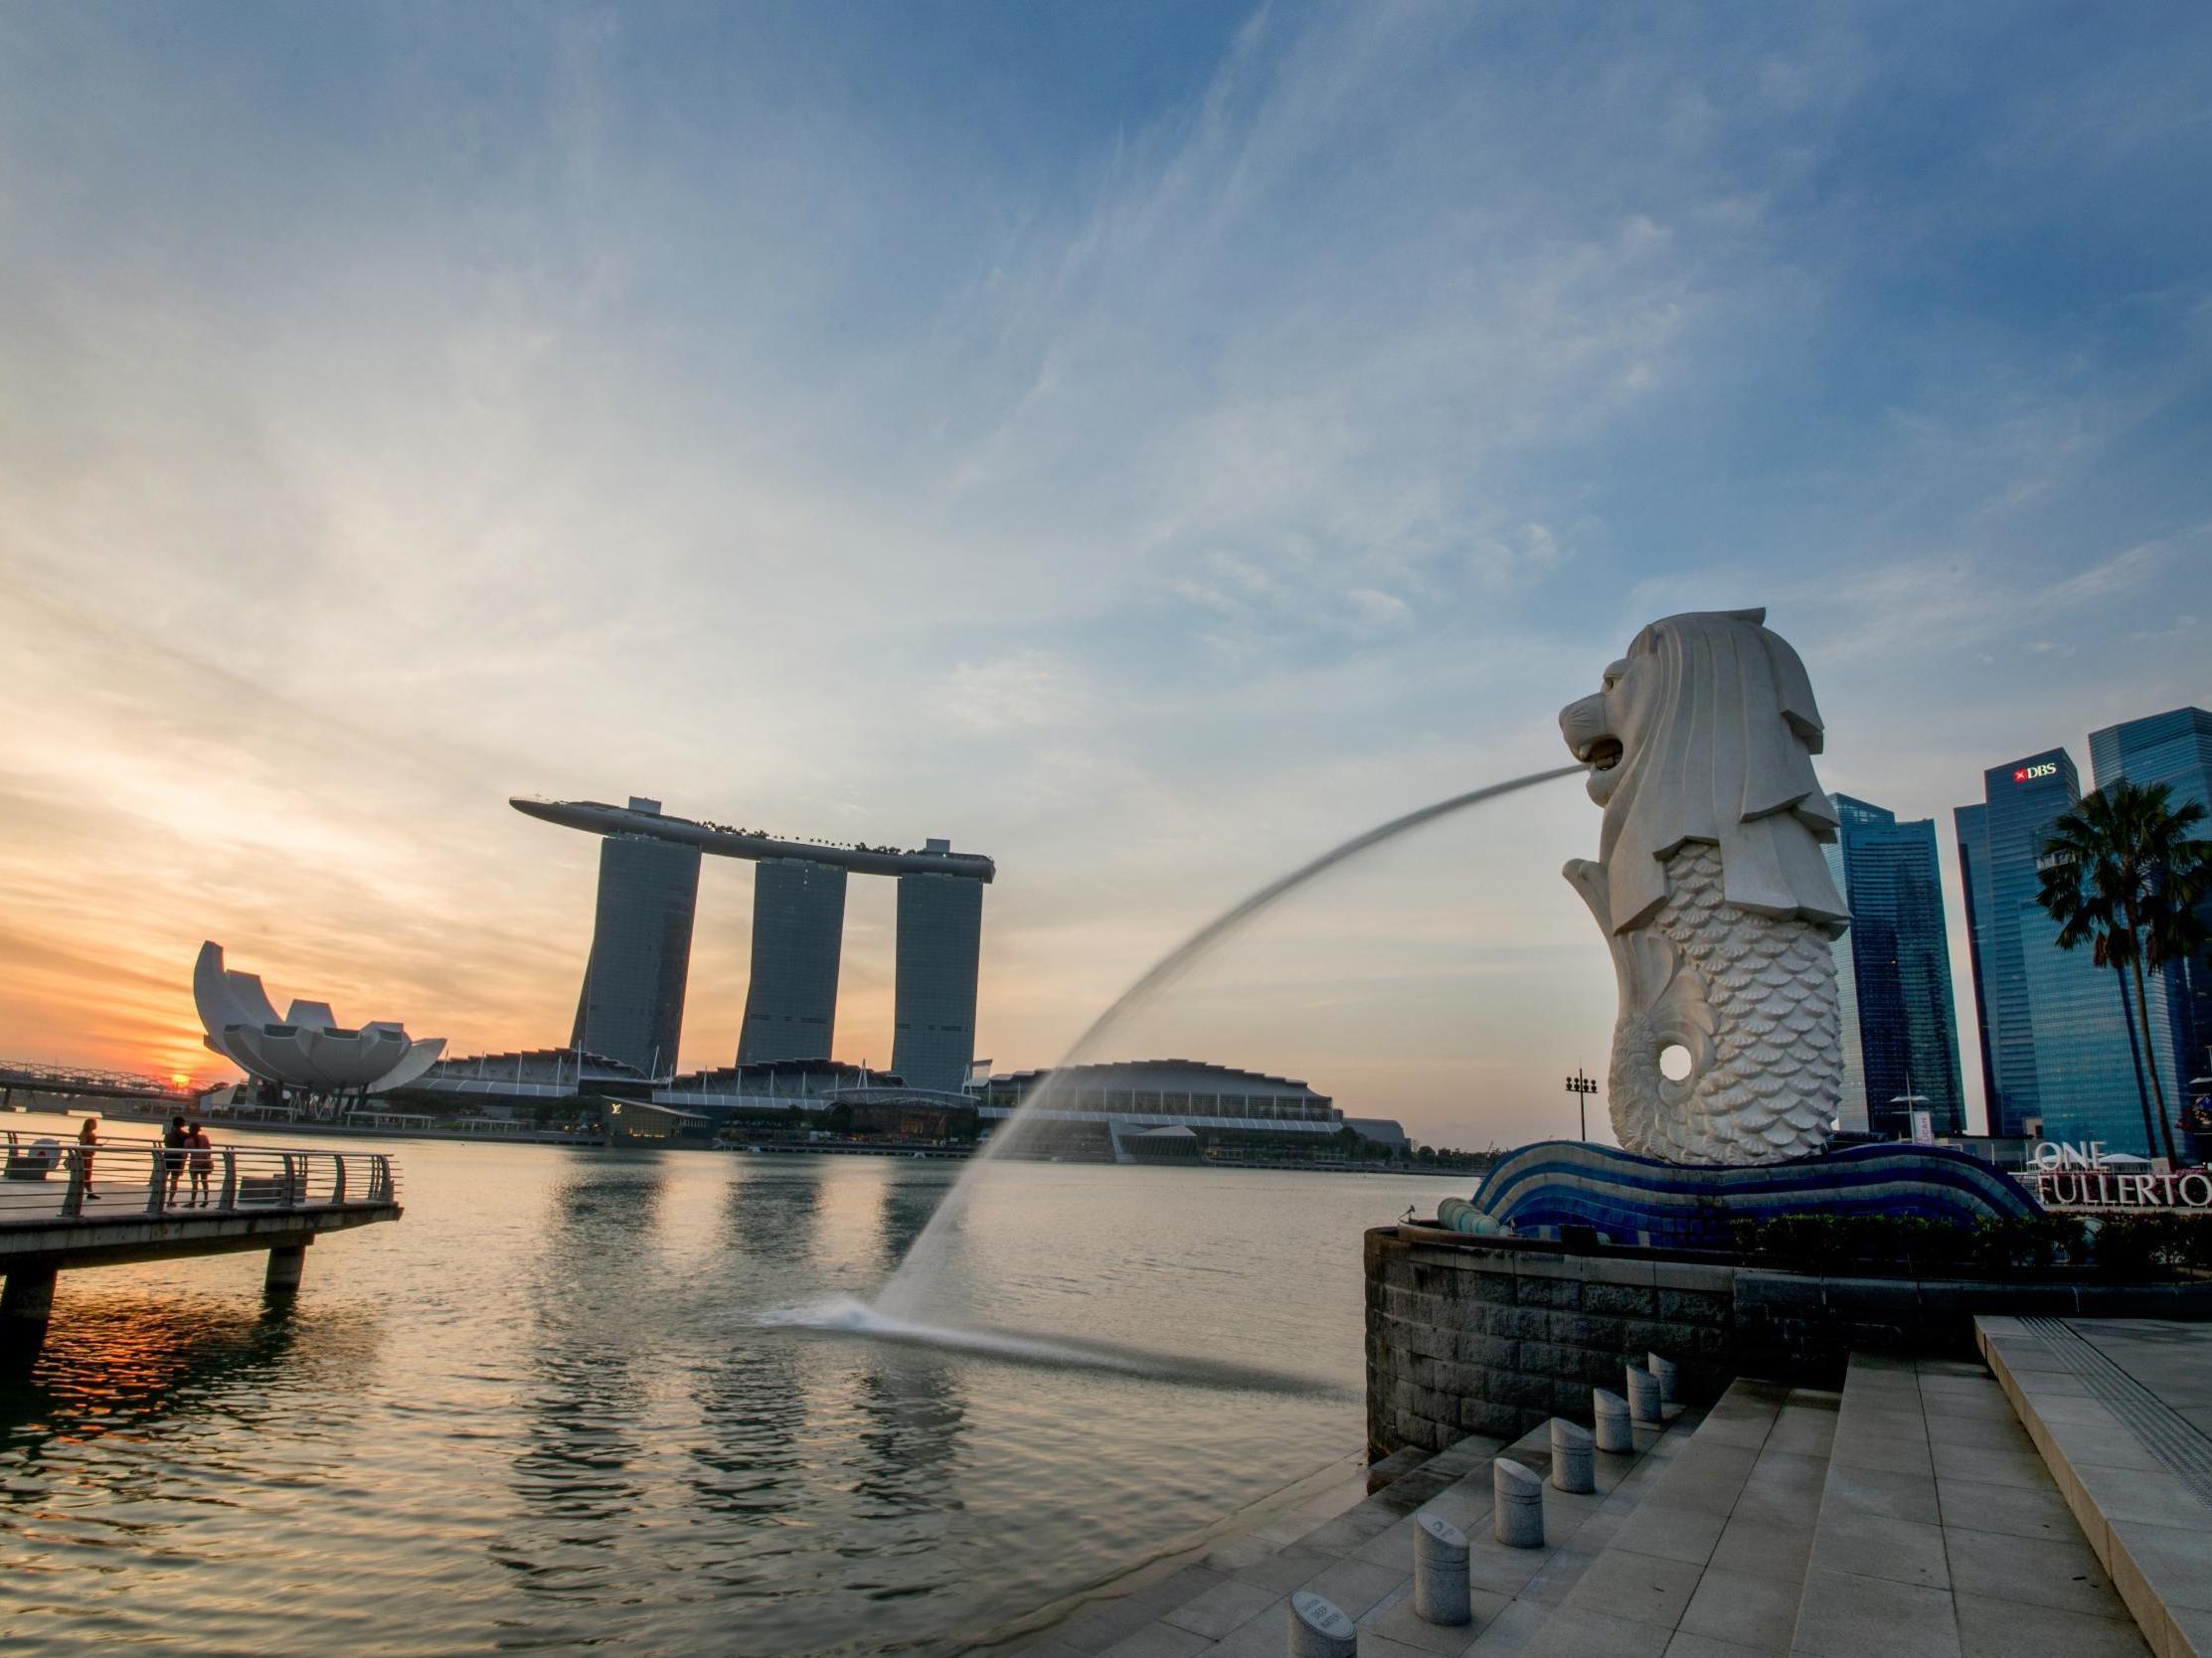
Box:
[1446,1140,2039,1251]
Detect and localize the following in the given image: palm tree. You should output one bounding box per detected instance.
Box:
[2036,780,2212,1163]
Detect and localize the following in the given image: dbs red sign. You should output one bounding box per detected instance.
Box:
[2014,761,2058,782]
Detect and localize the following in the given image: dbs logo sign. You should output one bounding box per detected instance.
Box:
[2013,761,2058,782]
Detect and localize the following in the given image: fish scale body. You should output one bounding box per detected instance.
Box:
[1609,843,1839,1165]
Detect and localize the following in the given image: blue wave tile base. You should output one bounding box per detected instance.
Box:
[1447,1140,2040,1250]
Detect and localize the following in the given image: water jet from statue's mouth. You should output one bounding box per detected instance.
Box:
[1578,738,1623,771]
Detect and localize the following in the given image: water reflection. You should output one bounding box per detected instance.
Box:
[495,1157,669,1603]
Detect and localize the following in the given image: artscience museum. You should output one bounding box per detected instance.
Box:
[193,941,445,1100]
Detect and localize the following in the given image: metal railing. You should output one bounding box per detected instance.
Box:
[0,1132,401,1224]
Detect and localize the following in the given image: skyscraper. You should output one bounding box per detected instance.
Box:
[2090,706,2212,1098]
[1956,750,2077,1137]
[892,866,984,1092]
[1957,750,2181,1154]
[1829,795,1965,1138]
[571,797,701,1078]
[738,859,848,1065]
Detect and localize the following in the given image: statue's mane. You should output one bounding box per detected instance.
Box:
[1599,608,1848,935]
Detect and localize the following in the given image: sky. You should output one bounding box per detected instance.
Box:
[1,2,2207,1148]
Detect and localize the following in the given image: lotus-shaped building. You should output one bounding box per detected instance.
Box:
[194,941,445,1095]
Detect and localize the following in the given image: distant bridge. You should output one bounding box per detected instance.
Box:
[0,1061,209,1109]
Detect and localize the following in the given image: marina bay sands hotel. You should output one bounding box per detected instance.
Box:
[513,796,995,1091]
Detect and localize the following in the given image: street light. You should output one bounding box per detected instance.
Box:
[1564,1069,1599,1141]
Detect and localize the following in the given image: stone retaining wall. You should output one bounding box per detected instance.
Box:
[1365,1224,2212,1459]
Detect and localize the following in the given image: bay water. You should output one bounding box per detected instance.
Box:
[0,1117,1458,1655]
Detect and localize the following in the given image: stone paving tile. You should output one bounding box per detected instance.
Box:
[1296,1555,1406,1620]
[1790,1567,1960,1658]
[1826,1426,1934,1477]
[1609,1501,1727,1566]
[1676,1565,1798,1652]
[1094,1621,1213,1658]
[1351,1512,1421,1568]
[1057,1595,1175,1655]
[1807,1507,1948,1587]
[1815,1460,1940,1524]
[1706,1515,1813,1581]
[1224,1542,1341,1593]
[1159,1577,1280,1640]
[1952,1591,2149,1658]
[1519,1604,1674,1658]
[1197,1597,1287,1658]
[1357,1578,1509,1656]
[1920,1409,2033,1452]
[1834,1405,1930,1443]
[1561,1547,1704,1629]
[1943,1524,2122,1617]
[1462,1597,1550,1656]
[1663,1634,1777,1658]
[2109,1517,2212,1614]
[1931,1438,2051,1490]
[1932,1473,2078,1542]
[1763,1409,1837,1458]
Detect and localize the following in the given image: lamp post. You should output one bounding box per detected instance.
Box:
[1564,1069,1598,1141]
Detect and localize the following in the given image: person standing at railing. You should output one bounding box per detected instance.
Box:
[76,1116,100,1200]
[187,1124,214,1207]
[162,1116,191,1206]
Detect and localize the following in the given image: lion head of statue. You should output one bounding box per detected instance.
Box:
[1559,607,1847,937]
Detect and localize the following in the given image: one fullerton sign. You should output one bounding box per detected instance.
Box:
[2030,1141,2212,1211]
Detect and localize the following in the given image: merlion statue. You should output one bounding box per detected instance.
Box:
[1559,608,1849,1165]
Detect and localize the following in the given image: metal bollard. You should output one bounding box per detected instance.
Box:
[1592,1387,1632,1453]
[1550,1417,1595,1493]
[1624,1362,1663,1424]
[1648,1352,1679,1405]
[1413,1512,1471,1625]
[1493,1458,1544,1549]
[1288,1589,1357,1657]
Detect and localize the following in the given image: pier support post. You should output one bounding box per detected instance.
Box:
[1648,1352,1679,1405]
[264,1241,309,1294]
[1,1264,59,1355]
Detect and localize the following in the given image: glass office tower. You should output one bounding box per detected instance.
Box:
[738,859,848,1065]
[2090,706,2212,1099]
[1831,795,1965,1137]
[571,798,701,1078]
[1957,748,2184,1154]
[1956,751,2080,1137]
[891,872,984,1092]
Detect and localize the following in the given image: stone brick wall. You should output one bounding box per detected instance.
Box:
[1364,1225,2212,1460]
[1364,1227,1734,1456]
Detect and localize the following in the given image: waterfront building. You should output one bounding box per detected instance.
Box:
[892,863,985,1092]
[967,1059,1347,1157]
[2090,706,2212,1099]
[569,798,701,1078]
[516,795,993,1085]
[738,859,847,1065]
[1957,749,2183,1155]
[1828,795,1965,1139]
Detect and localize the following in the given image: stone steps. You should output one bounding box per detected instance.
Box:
[1977,1315,2212,1658]
[1787,1350,2147,1658]
[1507,1375,1836,1657]
[1000,1389,1700,1656]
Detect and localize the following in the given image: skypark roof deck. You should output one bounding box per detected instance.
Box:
[511,797,995,882]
